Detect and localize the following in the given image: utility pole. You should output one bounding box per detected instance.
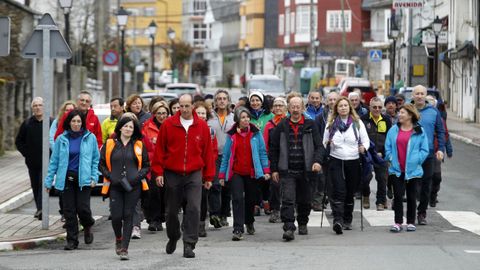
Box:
[96,0,106,101]
[340,0,347,58]
[310,0,315,67]
[406,8,413,86]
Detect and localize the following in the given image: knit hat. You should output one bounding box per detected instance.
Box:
[234,106,252,123]
[273,97,287,107]
[384,96,398,106]
[249,90,264,103]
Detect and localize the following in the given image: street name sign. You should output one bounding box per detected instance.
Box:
[393,0,424,8]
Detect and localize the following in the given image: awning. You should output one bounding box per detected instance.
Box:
[362,41,391,49]
[450,41,477,60]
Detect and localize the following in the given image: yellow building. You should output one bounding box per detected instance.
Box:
[239,0,264,50]
[117,0,183,70]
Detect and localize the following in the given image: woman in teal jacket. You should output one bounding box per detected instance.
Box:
[218,107,270,241]
[45,109,100,250]
[385,104,429,233]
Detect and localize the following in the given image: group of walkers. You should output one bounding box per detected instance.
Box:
[14,83,452,260]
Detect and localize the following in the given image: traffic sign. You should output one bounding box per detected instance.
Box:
[0,17,10,56]
[21,14,72,59]
[369,50,382,63]
[103,50,119,66]
[129,49,141,65]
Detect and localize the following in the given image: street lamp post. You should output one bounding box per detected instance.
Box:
[167,27,176,83]
[313,39,320,68]
[59,0,73,99]
[148,20,157,89]
[432,16,443,88]
[244,44,249,85]
[389,21,399,90]
[116,6,129,98]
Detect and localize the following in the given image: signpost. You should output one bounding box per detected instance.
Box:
[103,50,119,101]
[21,13,72,230]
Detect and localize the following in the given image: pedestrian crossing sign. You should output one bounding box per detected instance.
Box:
[369,50,382,62]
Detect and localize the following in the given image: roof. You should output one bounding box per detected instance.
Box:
[210,0,240,21]
[2,0,40,15]
[362,0,392,10]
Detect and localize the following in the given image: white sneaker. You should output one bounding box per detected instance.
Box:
[131,226,141,239]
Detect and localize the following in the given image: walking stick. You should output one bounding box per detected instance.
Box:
[320,168,329,228]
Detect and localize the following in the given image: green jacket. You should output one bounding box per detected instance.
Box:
[250,111,273,133]
[101,116,118,143]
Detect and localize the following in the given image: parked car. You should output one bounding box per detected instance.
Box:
[244,74,287,97]
[140,92,178,110]
[398,87,443,104]
[165,83,203,97]
[157,70,173,86]
[339,77,376,106]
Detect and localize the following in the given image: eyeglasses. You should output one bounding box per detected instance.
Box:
[273,104,285,107]
[156,112,168,115]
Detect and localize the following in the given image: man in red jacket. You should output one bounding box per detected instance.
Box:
[152,93,214,259]
[54,90,102,148]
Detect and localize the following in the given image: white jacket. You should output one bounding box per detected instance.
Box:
[323,120,370,160]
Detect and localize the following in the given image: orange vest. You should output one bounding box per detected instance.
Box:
[101,139,149,195]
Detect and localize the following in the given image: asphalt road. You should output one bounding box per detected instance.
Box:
[2,139,480,270]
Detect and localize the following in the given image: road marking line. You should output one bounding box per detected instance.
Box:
[437,211,480,236]
[297,211,330,227]
[362,210,405,227]
[464,250,480,254]
[443,230,461,233]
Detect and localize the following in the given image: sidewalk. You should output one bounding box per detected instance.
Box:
[0,151,65,251]
[446,110,480,147]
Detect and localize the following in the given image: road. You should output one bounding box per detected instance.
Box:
[1,139,480,270]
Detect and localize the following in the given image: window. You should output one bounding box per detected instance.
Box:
[296,5,317,34]
[290,12,295,33]
[279,14,284,35]
[285,8,290,34]
[193,0,207,16]
[193,23,210,47]
[326,10,351,32]
[144,7,155,16]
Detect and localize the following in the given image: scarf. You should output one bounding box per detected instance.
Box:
[68,129,84,138]
[250,108,264,119]
[237,125,251,138]
[329,115,353,140]
[272,114,286,125]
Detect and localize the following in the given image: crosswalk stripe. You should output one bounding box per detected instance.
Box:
[362,210,405,227]
[437,211,480,236]
[297,211,330,227]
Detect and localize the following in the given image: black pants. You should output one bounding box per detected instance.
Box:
[430,159,442,203]
[164,170,202,244]
[28,168,42,211]
[110,186,141,249]
[280,172,312,231]
[362,163,388,205]
[392,174,417,224]
[269,179,281,211]
[209,155,232,218]
[200,187,208,222]
[417,157,434,216]
[329,158,361,225]
[143,179,166,224]
[62,177,95,245]
[230,174,258,233]
[311,173,326,206]
[258,179,270,204]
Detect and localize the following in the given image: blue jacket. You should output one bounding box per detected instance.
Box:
[305,104,323,120]
[218,124,270,181]
[418,105,445,156]
[385,124,430,180]
[44,130,100,191]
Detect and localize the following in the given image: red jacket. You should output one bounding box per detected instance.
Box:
[142,117,160,146]
[152,111,215,181]
[54,108,103,148]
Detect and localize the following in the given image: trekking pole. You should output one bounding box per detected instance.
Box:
[360,191,364,231]
[320,170,328,228]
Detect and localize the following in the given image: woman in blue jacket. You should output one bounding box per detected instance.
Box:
[45,109,99,250]
[218,107,270,241]
[385,104,429,232]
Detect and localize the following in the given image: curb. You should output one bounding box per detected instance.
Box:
[0,190,33,213]
[449,132,480,148]
[0,233,65,251]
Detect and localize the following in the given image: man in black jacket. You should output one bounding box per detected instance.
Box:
[360,97,392,211]
[15,97,51,220]
[269,97,324,241]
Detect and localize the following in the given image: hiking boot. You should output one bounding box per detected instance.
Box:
[263,201,272,215]
[390,223,402,233]
[209,215,222,229]
[84,225,94,244]
[354,192,362,200]
[220,216,229,227]
[417,214,427,225]
[198,221,207,237]
[343,223,352,230]
[246,223,255,235]
[429,200,437,208]
[362,197,370,209]
[183,242,195,258]
[311,203,323,212]
[60,215,66,223]
[119,249,129,260]
[166,239,178,254]
[268,210,280,223]
[34,210,41,219]
[232,231,243,241]
[282,230,295,241]
[131,226,141,239]
[64,241,78,250]
[333,222,343,235]
[254,205,261,216]
[115,239,122,255]
[376,204,385,211]
[298,225,308,235]
[148,222,158,232]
